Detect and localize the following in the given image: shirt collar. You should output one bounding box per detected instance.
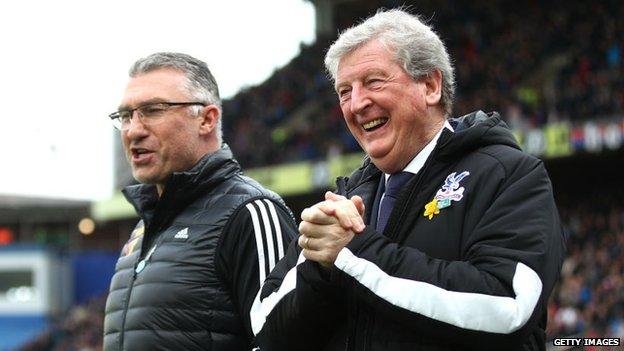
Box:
[384,120,454,183]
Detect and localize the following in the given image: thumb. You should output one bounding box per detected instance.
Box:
[325,191,347,202]
[351,195,365,217]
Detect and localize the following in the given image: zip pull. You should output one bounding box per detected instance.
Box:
[335,177,348,196]
[135,244,157,274]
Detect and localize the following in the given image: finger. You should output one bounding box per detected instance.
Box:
[298,220,331,239]
[332,203,357,230]
[301,205,339,225]
[351,195,365,217]
[326,198,363,231]
[325,191,347,202]
[297,235,308,250]
[350,196,366,232]
[334,209,364,234]
[317,201,336,216]
[299,220,351,241]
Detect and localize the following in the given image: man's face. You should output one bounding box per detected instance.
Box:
[119,68,204,187]
[335,39,442,173]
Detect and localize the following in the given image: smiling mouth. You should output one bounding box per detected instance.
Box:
[362,118,388,131]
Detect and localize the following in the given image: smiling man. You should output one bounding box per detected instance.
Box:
[102,53,297,351]
[253,9,565,351]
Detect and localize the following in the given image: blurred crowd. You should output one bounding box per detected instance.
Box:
[19,297,104,351]
[548,204,624,341]
[223,0,623,169]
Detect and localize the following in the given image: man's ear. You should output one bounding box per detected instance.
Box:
[424,69,442,106]
[198,105,220,136]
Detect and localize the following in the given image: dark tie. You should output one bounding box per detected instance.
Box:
[376,172,413,233]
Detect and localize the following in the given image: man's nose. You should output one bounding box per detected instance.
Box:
[124,112,149,138]
[350,86,371,115]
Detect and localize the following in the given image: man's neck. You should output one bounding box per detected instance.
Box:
[384,119,452,179]
[156,184,165,197]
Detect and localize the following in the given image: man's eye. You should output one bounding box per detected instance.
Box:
[367,79,383,88]
[141,104,167,115]
[119,111,132,121]
[338,89,351,100]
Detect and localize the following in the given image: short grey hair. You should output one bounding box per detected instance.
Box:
[130,52,223,144]
[325,9,456,116]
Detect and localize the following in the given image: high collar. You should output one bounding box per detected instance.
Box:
[437,110,521,158]
[122,144,241,221]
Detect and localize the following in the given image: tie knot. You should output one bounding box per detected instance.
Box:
[385,172,412,198]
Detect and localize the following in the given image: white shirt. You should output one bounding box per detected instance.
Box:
[383,120,455,183]
[378,120,454,222]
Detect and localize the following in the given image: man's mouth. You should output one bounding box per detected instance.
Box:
[131,148,153,163]
[362,118,388,131]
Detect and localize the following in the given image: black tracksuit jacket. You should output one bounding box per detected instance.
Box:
[104,145,297,351]
[253,111,566,351]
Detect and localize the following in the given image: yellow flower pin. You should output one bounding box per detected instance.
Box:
[424,199,440,220]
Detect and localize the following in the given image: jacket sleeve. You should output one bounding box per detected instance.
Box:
[252,231,349,351]
[215,198,298,339]
[335,158,565,347]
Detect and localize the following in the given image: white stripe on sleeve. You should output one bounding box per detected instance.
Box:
[246,203,266,283]
[251,253,306,335]
[334,248,542,334]
[264,199,285,259]
[255,200,277,271]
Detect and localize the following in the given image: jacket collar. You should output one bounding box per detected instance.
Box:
[122,144,241,224]
[345,111,513,192]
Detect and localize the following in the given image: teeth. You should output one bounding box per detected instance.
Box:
[362,118,387,130]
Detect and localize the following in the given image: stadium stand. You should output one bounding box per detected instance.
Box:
[224,0,623,169]
[11,0,623,349]
[549,205,624,341]
[545,154,624,344]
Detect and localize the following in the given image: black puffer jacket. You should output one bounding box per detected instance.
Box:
[104,145,296,351]
[255,111,565,351]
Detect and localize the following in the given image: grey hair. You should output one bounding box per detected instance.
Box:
[325,9,456,116]
[130,52,223,145]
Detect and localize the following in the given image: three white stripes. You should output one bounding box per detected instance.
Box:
[246,200,285,285]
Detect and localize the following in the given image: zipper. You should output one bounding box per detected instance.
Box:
[364,311,375,351]
[351,304,373,351]
[118,242,158,350]
[346,303,360,351]
[361,310,369,350]
[118,259,139,350]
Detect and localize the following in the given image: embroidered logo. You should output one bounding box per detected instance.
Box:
[423,171,470,220]
[174,227,189,240]
[121,226,144,256]
[436,171,470,202]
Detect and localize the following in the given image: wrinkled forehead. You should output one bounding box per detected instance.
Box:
[120,68,190,108]
[335,39,400,87]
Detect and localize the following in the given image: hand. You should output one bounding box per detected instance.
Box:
[318,192,365,233]
[298,194,365,267]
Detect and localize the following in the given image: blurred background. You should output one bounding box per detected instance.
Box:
[1,0,622,350]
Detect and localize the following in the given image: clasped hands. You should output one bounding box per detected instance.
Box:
[298,192,365,267]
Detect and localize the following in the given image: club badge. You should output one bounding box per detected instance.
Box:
[122,226,145,256]
[424,171,470,220]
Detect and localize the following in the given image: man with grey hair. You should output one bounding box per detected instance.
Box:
[103,52,297,351]
[253,9,564,350]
